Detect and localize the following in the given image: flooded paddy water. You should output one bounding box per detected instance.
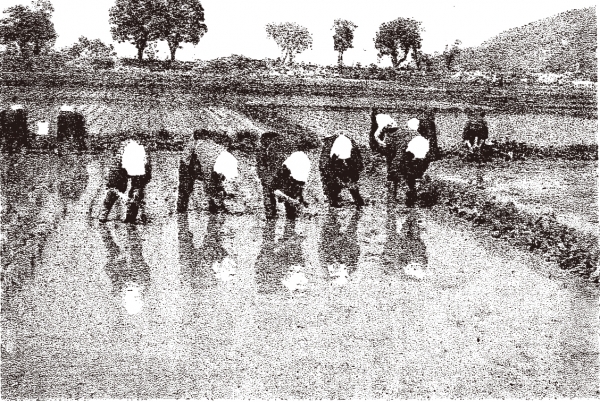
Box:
[1,150,598,399]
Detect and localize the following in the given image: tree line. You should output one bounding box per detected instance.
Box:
[0,0,463,70]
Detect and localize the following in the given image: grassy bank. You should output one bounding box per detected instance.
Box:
[424,178,599,282]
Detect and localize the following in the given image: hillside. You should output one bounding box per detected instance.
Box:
[457,7,597,76]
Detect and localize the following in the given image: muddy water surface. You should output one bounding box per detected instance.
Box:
[1,152,598,399]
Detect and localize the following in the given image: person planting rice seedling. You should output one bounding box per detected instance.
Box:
[99,132,152,224]
[319,133,365,208]
[0,96,30,153]
[177,129,240,214]
[99,224,150,315]
[369,108,432,207]
[257,132,311,220]
[56,105,87,152]
[383,206,428,279]
[255,218,308,293]
[319,208,361,286]
[462,108,490,162]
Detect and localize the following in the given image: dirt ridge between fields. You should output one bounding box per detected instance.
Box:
[427,178,599,283]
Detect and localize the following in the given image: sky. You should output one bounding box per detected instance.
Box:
[1,0,597,66]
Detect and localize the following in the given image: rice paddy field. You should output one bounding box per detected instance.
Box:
[1,76,598,398]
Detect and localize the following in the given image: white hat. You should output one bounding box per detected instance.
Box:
[213,150,239,181]
[330,135,352,160]
[376,114,398,130]
[60,105,74,112]
[283,151,311,182]
[407,118,420,131]
[374,114,398,141]
[406,136,430,159]
[10,104,23,111]
[121,140,147,176]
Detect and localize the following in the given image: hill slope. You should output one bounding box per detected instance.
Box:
[457,7,597,75]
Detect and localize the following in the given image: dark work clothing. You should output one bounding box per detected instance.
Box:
[0,108,30,152]
[100,224,151,295]
[319,135,365,207]
[369,112,431,204]
[462,118,489,145]
[257,133,306,219]
[100,143,152,223]
[319,209,360,276]
[177,139,230,213]
[417,118,440,160]
[57,111,86,150]
[255,218,304,294]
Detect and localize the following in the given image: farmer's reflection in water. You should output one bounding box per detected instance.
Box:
[255,219,308,293]
[55,153,89,217]
[178,213,236,289]
[100,224,150,315]
[319,208,361,286]
[384,206,428,279]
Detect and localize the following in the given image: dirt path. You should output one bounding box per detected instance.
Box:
[1,153,598,399]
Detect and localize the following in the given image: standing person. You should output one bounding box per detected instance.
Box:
[99,133,152,224]
[462,108,489,160]
[319,134,365,208]
[56,105,86,152]
[417,106,440,160]
[0,96,30,153]
[369,108,432,207]
[177,129,240,214]
[257,132,311,220]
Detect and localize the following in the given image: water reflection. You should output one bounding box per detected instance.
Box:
[383,206,428,279]
[178,213,237,290]
[100,224,150,315]
[319,208,361,286]
[55,154,90,217]
[255,219,308,293]
[1,154,80,294]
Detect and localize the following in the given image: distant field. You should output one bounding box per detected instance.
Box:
[0,79,596,150]
[242,105,597,149]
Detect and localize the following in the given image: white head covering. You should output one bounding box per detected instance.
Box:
[10,104,23,111]
[213,150,239,181]
[330,135,352,160]
[121,139,147,176]
[406,136,430,159]
[60,105,74,112]
[283,151,311,182]
[374,114,398,140]
[37,121,49,135]
[407,118,420,131]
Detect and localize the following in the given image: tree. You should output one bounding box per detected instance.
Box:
[443,39,462,70]
[157,0,207,61]
[374,17,422,68]
[0,0,57,56]
[63,36,116,59]
[109,0,162,61]
[62,36,117,68]
[413,50,434,72]
[332,19,357,69]
[266,22,312,65]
